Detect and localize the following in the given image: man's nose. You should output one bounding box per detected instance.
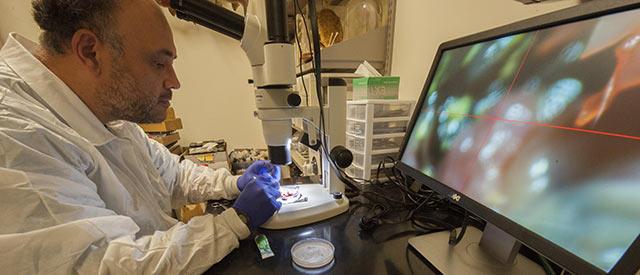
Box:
[165,65,181,90]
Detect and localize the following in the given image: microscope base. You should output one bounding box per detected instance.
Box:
[261,184,349,229]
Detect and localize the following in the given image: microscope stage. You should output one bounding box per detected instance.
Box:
[260,184,349,229]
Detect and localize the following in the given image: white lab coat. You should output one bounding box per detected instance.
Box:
[0,33,250,274]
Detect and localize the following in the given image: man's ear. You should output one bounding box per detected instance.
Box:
[70,29,105,76]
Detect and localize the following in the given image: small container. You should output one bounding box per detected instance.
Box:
[346,120,367,136]
[372,121,409,135]
[345,100,415,182]
[347,165,390,181]
[352,151,398,168]
[352,76,400,100]
[346,135,403,153]
[346,120,409,136]
[291,238,335,269]
[347,101,413,120]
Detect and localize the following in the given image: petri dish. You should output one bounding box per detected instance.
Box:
[291,238,335,269]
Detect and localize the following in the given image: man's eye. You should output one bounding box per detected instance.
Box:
[156,63,166,69]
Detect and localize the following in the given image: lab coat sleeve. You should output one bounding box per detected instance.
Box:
[135,124,241,207]
[0,167,250,275]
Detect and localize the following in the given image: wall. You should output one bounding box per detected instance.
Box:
[391,0,581,101]
[166,16,265,150]
[0,1,40,43]
[0,1,264,150]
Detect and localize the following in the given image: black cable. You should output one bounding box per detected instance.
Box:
[294,1,314,72]
[295,0,361,191]
[540,254,558,275]
[358,163,475,237]
[302,0,362,192]
[292,0,309,106]
[291,10,479,231]
[448,210,469,246]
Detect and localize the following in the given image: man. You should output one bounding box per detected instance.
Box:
[0,0,282,273]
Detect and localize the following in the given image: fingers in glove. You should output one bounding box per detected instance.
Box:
[271,199,283,211]
[264,185,281,200]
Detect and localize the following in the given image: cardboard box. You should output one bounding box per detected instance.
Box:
[139,118,183,133]
[353,76,400,100]
[150,132,180,146]
[169,143,183,155]
[166,107,176,120]
[178,202,207,223]
[184,151,228,164]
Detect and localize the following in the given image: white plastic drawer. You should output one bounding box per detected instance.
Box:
[347,102,413,121]
[346,120,366,136]
[347,135,403,153]
[372,121,409,135]
[347,135,366,152]
[352,152,398,168]
[373,102,412,118]
[347,165,390,181]
[347,104,366,120]
[370,153,397,167]
[347,166,365,179]
[347,120,409,136]
[372,136,403,151]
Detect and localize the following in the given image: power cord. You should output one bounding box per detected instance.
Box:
[295,0,362,193]
[448,210,469,246]
[357,156,485,240]
[292,0,309,107]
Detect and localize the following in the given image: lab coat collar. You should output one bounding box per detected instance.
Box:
[0,33,116,146]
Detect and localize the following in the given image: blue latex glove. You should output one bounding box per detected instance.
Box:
[232,175,282,230]
[237,160,281,191]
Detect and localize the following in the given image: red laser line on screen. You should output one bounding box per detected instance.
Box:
[446,112,640,142]
[457,31,541,187]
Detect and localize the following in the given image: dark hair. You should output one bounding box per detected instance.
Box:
[32,0,123,55]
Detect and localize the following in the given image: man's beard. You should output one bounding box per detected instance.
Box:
[96,59,163,123]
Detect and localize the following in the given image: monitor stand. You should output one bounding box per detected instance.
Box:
[408,223,545,274]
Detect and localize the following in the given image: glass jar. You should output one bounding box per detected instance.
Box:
[344,0,381,39]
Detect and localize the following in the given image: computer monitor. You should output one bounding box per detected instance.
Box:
[397,0,640,274]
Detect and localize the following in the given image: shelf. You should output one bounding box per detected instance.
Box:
[291,149,308,170]
[298,27,388,73]
[292,124,304,133]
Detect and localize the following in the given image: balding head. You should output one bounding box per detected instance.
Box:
[115,0,175,59]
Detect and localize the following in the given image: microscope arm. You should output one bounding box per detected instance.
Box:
[169,0,244,40]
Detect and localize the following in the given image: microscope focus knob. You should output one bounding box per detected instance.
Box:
[330,145,353,169]
[287,93,302,107]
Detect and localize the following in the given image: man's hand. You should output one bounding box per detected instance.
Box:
[232,174,282,230]
[237,160,281,191]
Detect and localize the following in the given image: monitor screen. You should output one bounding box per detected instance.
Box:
[400,4,640,273]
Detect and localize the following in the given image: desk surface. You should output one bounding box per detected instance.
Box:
[205,202,437,275]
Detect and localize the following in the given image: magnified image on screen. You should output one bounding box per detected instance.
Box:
[402,8,640,272]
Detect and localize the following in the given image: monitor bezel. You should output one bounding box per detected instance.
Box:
[396,0,640,274]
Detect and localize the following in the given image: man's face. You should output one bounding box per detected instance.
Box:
[97,0,180,123]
